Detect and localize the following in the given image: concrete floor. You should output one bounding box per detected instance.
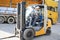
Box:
[0,23,60,40]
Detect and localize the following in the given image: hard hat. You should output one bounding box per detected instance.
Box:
[32,5,40,9]
[35,6,40,9]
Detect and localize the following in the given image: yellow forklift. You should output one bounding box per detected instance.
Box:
[15,1,52,40]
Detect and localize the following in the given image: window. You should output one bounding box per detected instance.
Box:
[51,7,55,12]
[55,7,58,12]
[52,0,58,1]
[47,6,51,10]
[47,6,55,12]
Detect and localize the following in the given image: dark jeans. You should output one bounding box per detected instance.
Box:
[26,15,43,27]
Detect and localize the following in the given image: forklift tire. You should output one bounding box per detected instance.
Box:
[7,17,15,24]
[46,28,51,35]
[0,16,4,23]
[23,29,35,40]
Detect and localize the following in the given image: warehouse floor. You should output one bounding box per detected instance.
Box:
[0,23,60,40]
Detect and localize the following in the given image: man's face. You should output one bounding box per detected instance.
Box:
[35,8,40,11]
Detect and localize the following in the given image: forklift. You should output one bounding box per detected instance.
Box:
[15,1,52,40]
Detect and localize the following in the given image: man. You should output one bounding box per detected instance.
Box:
[26,5,43,26]
[30,6,41,16]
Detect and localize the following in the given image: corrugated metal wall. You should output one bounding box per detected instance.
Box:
[0,0,42,8]
[0,0,21,7]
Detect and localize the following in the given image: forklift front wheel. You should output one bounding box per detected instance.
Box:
[23,29,35,40]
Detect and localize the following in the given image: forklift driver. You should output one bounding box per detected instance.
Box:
[26,6,43,27]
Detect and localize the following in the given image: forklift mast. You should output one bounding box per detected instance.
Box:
[17,1,26,40]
